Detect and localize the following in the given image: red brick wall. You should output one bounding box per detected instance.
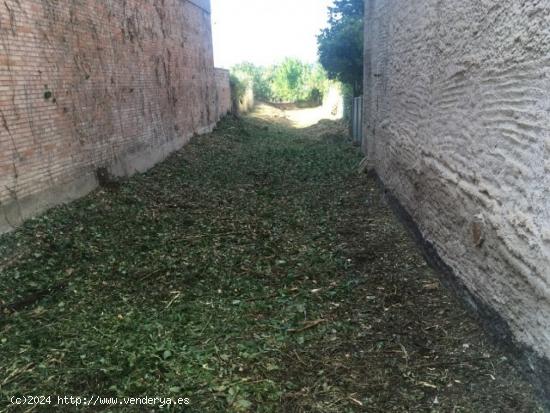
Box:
[0,0,227,232]
[214,68,231,118]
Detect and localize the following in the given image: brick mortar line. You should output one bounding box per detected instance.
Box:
[184,0,211,14]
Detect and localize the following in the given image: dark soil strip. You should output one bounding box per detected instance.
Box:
[371,170,550,409]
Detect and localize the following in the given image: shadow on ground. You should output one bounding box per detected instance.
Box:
[0,107,544,412]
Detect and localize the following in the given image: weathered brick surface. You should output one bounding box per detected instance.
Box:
[214,68,231,119]
[363,0,550,391]
[0,0,228,231]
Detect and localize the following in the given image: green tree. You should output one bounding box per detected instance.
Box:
[231,62,273,101]
[231,59,329,104]
[317,0,364,96]
[304,64,330,105]
[271,58,308,102]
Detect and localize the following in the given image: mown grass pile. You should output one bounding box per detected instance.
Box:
[0,115,543,412]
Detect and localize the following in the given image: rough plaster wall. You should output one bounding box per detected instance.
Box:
[0,0,226,232]
[363,0,550,367]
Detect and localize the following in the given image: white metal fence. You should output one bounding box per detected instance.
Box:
[351,96,363,145]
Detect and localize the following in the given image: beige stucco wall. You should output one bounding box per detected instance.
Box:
[363,0,550,379]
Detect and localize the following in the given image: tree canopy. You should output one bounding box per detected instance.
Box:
[230,59,329,104]
[317,0,364,96]
[231,62,273,101]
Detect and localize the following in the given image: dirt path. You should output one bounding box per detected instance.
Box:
[0,110,543,412]
[251,102,342,129]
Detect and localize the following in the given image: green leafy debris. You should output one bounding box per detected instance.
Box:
[0,113,543,412]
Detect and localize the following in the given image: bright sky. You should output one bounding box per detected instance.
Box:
[211,0,334,69]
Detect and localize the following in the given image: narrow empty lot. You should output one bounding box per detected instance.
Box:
[0,108,543,412]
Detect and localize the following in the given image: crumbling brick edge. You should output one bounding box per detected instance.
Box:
[0,122,218,235]
[368,169,550,410]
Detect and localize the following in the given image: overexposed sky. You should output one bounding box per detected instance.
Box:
[211,0,334,69]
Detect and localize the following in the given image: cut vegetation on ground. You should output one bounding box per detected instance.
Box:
[0,107,544,412]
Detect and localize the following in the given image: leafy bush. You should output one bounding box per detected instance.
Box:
[230,59,330,105]
[231,62,272,101]
[229,73,248,102]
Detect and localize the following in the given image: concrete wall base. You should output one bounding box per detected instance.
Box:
[0,122,216,235]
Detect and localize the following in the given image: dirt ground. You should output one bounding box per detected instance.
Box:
[0,107,544,412]
[252,102,342,129]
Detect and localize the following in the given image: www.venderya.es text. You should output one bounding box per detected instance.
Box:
[10,395,190,408]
